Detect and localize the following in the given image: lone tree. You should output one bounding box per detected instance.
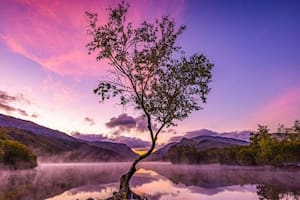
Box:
[86,2,213,199]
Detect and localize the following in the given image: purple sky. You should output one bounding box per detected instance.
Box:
[0,0,299,144]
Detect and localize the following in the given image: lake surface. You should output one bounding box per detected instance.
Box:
[0,162,299,200]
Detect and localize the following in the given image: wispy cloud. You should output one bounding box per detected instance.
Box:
[113,136,151,148]
[84,117,95,126]
[0,103,28,116]
[252,86,300,128]
[106,113,136,131]
[105,113,161,137]
[0,0,185,77]
[31,113,38,118]
[40,77,74,104]
[72,132,150,148]
[0,90,30,104]
[0,90,32,117]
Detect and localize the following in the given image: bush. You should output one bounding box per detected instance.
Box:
[167,122,300,167]
[236,147,256,165]
[0,139,37,169]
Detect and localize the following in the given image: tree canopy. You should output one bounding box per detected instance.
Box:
[87,2,213,138]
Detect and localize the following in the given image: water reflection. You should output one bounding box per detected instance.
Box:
[0,162,299,200]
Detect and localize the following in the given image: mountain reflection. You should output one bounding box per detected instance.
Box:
[0,162,299,200]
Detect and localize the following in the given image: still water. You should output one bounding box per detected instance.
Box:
[0,162,299,200]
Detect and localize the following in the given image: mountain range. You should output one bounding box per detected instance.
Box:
[73,133,151,149]
[150,134,249,160]
[0,113,137,162]
[0,113,251,163]
[168,129,252,143]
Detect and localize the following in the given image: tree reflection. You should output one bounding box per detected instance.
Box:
[256,184,300,200]
[0,163,299,200]
[0,163,130,200]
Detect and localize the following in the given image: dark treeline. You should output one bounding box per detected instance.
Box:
[169,121,300,167]
[256,184,300,200]
[0,127,37,169]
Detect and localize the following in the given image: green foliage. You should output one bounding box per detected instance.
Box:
[86,4,213,191]
[0,128,8,140]
[168,145,200,164]
[252,123,300,167]
[256,184,300,200]
[168,121,300,167]
[86,1,213,133]
[236,147,256,165]
[0,142,3,162]
[0,138,37,169]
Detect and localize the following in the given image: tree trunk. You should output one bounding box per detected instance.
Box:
[108,140,156,200]
[106,110,165,199]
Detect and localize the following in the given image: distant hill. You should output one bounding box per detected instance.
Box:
[0,114,75,141]
[78,140,137,158]
[168,129,252,143]
[149,142,176,161]
[0,114,137,162]
[73,133,151,149]
[190,135,249,147]
[150,135,249,161]
[220,131,252,141]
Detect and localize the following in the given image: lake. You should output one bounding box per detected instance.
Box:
[0,162,299,200]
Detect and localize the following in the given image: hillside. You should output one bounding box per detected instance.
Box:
[169,129,252,143]
[150,135,249,161]
[0,114,75,141]
[0,114,137,162]
[0,126,121,162]
[149,142,175,161]
[83,140,137,158]
[0,131,37,169]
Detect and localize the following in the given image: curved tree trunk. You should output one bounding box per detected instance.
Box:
[106,103,165,199]
[117,140,156,199]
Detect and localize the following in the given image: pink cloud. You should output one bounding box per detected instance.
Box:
[0,90,32,117]
[84,117,95,126]
[40,77,74,104]
[253,86,300,129]
[0,0,185,77]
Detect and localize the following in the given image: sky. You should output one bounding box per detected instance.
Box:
[0,0,299,144]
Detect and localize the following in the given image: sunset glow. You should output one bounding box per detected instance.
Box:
[1,0,299,144]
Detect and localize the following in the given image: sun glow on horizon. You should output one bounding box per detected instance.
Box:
[132,148,158,156]
[0,0,299,142]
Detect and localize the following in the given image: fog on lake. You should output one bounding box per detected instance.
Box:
[0,162,299,200]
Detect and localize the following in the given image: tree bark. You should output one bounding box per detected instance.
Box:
[115,139,156,199]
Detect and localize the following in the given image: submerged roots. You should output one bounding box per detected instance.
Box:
[87,190,146,200]
[104,171,147,200]
[105,190,147,200]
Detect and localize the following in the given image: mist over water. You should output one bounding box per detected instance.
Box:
[0,162,299,200]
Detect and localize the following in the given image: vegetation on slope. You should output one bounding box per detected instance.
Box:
[0,126,124,162]
[0,129,37,169]
[0,126,134,162]
[168,121,300,167]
